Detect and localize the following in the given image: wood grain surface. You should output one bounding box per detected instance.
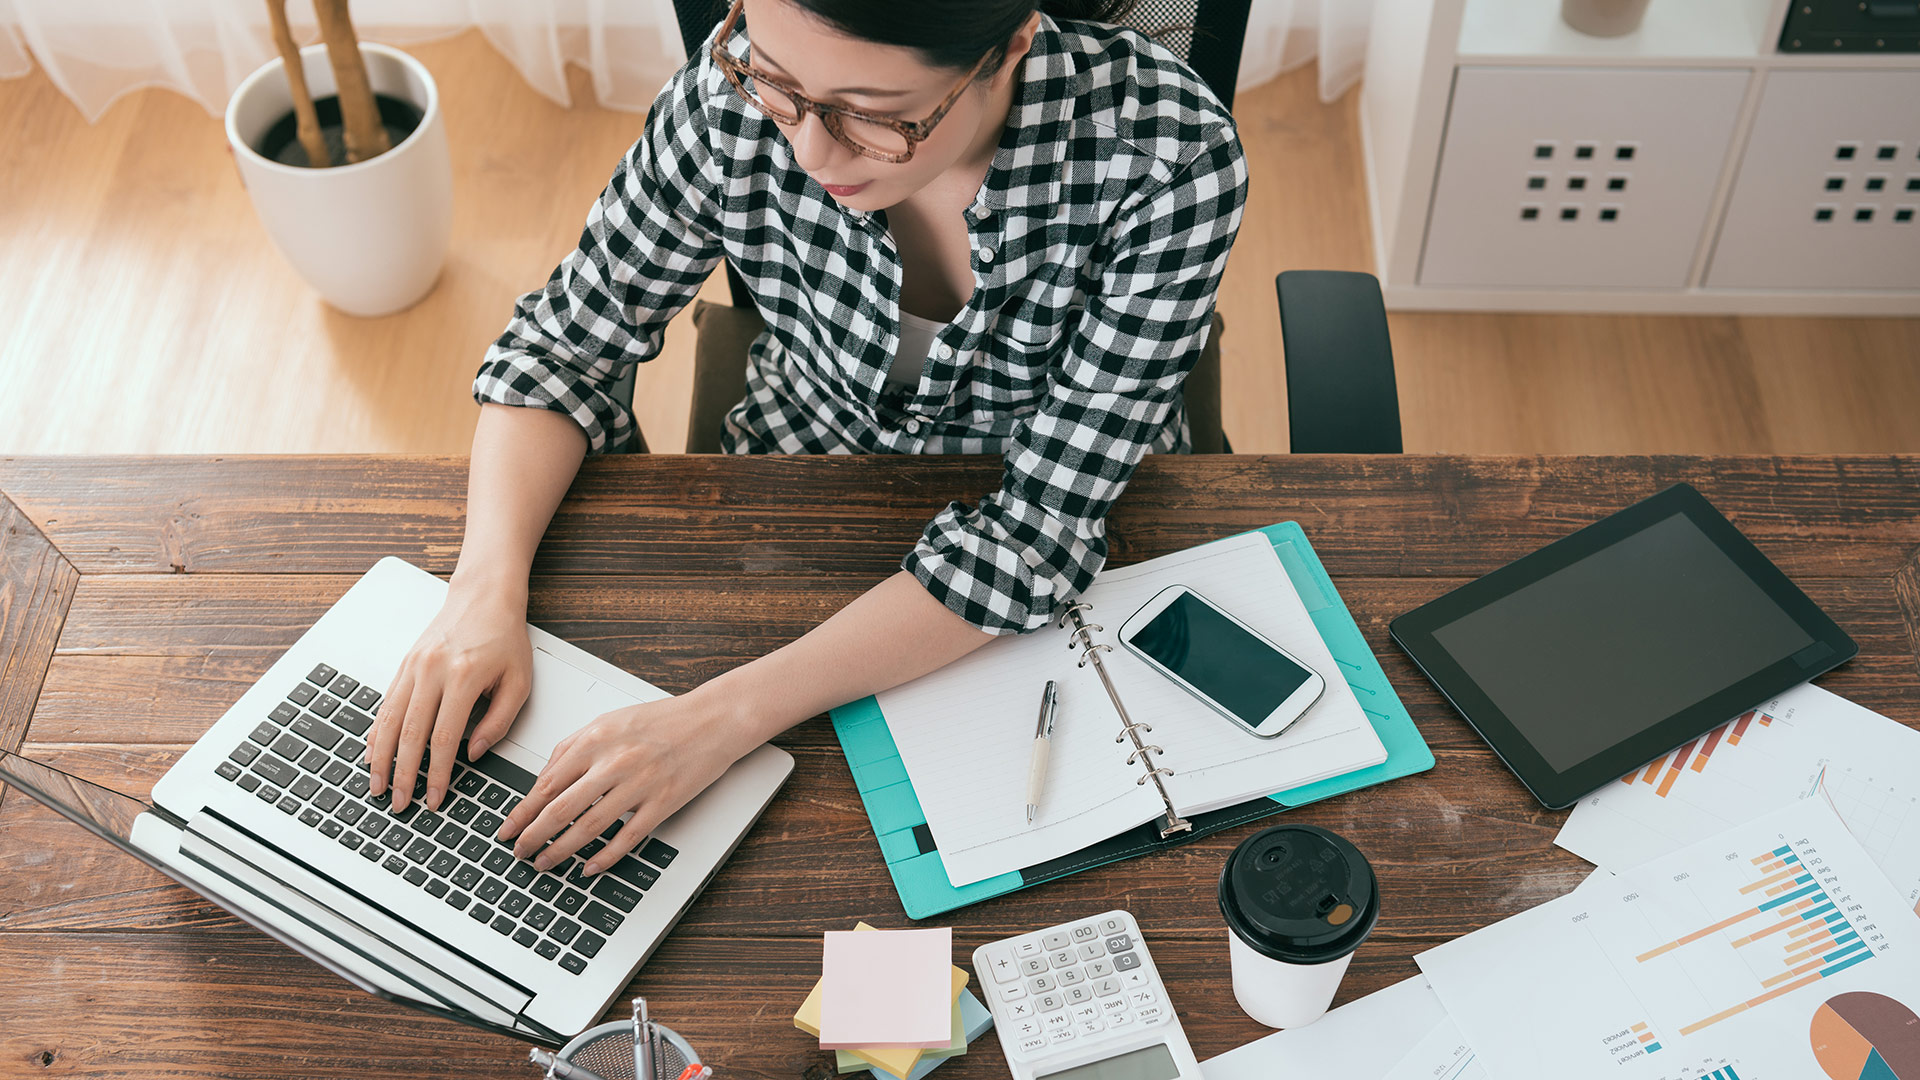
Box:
[1,454,1916,1078]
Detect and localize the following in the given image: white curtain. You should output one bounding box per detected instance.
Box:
[0,0,1372,124]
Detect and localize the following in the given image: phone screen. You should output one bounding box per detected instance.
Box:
[1125,592,1315,727]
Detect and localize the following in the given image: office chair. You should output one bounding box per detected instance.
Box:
[615,0,1400,456]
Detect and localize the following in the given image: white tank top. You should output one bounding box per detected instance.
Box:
[885,309,948,394]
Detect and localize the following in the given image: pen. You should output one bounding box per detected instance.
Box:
[633,997,653,1080]
[527,1048,610,1080]
[1026,680,1058,824]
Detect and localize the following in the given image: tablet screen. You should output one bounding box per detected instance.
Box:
[1428,511,1814,771]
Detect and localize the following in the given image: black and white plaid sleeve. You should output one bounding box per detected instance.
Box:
[903,121,1249,635]
[471,62,725,453]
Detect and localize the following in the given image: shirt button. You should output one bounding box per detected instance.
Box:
[904,418,923,435]
[979,246,996,263]
[936,343,955,361]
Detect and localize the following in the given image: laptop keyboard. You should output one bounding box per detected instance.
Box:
[212,662,680,976]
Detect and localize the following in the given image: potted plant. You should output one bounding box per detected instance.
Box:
[224,0,452,316]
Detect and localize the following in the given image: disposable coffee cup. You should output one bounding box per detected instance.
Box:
[1218,823,1380,1028]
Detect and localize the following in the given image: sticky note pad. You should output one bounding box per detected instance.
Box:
[818,926,953,1049]
[799,923,970,1079]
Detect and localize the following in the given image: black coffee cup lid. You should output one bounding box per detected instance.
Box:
[1219,824,1379,964]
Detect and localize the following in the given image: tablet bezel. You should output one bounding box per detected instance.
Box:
[1389,482,1856,809]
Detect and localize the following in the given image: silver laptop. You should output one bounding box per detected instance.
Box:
[0,556,792,1044]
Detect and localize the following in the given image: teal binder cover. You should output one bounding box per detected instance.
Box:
[829,522,1434,919]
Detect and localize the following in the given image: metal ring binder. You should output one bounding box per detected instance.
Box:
[1058,602,1193,837]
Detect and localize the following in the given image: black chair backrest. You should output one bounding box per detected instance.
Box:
[667,0,1251,306]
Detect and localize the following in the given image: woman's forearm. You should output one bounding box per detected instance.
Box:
[693,570,997,747]
[449,403,589,599]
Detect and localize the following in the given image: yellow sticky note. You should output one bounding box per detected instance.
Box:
[795,922,970,1080]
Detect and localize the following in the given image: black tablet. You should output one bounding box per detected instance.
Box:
[1389,483,1856,809]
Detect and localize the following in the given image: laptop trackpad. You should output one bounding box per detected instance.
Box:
[500,647,652,760]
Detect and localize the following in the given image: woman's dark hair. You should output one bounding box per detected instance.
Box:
[785,1,1140,80]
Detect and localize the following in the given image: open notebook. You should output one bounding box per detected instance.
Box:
[877,531,1389,888]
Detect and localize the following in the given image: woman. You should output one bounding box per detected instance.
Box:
[366,0,1248,880]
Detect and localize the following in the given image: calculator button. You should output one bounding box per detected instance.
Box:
[1101,996,1129,1014]
[1015,1019,1043,1039]
[1087,959,1113,978]
[1078,1019,1106,1036]
[1008,1001,1034,1020]
[1028,974,1056,993]
[1070,923,1100,943]
[1018,1036,1047,1056]
[1042,932,1071,951]
[1124,969,1151,986]
[1048,1029,1076,1045]
[998,983,1028,1002]
[1050,949,1078,969]
[1136,1005,1166,1026]
[1057,968,1083,986]
[1114,952,1142,971]
[1020,957,1048,976]
[1094,977,1121,997]
[1036,993,1063,1013]
[1105,934,1134,954]
[1066,985,1093,1005]
[1072,1003,1101,1022]
[1077,942,1103,961]
[1015,940,1043,959]
[986,948,1019,983]
[1099,916,1127,936]
[1128,988,1158,1007]
[1107,1011,1134,1028]
[1045,1012,1072,1030]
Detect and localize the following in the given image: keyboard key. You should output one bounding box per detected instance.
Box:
[490,915,515,936]
[321,760,351,785]
[428,852,459,878]
[277,796,299,814]
[299,808,323,827]
[216,761,242,781]
[548,918,581,945]
[514,928,539,948]
[306,663,338,687]
[435,823,468,850]
[391,802,420,825]
[446,798,479,824]
[445,890,470,911]
[579,901,625,936]
[313,788,343,812]
[339,832,362,850]
[333,706,374,736]
[469,904,493,923]
[453,771,487,797]
[476,878,508,904]
[458,837,490,862]
[368,789,393,811]
[565,863,595,888]
[404,867,427,886]
[573,930,607,958]
[230,743,261,766]
[290,776,320,800]
[535,940,561,960]
[590,876,643,913]
[530,876,562,902]
[466,753,537,794]
[337,802,366,825]
[251,755,299,788]
[334,737,365,762]
[328,674,359,698]
[411,810,444,836]
[425,879,449,898]
[639,838,678,868]
[345,773,370,798]
[477,784,510,810]
[558,953,587,975]
[472,811,504,837]
[291,714,342,750]
[320,819,343,838]
[500,891,531,917]
[257,785,280,803]
[526,905,555,930]
[556,889,587,915]
[289,682,319,706]
[608,856,658,892]
[358,843,381,861]
[404,838,435,864]
[299,748,331,773]
[247,723,278,747]
[505,862,536,888]
[452,866,484,890]
[503,796,521,815]
[357,814,388,838]
[309,694,341,718]
[349,686,381,712]
[269,733,305,761]
[269,702,300,725]
[381,825,410,850]
[481,849,513,876]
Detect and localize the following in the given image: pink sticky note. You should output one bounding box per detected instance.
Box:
[818,927,953,1049]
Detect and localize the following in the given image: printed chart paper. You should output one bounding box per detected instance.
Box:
[1557,684,1920,916]
[1420,798,1920,1080]
[1200,974,1449,1080]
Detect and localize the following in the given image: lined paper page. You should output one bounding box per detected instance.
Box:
[881,531,1383,887]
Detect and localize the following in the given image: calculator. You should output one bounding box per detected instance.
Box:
[971,910,1202,1080]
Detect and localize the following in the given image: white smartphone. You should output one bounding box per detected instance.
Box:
[1118,584,1326,739]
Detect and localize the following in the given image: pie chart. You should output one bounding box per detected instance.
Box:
[1811,992,1920,1080]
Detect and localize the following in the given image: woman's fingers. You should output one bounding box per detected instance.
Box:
[367,665,419,796]
[394,668,485,813]
[465,665,530,762]
[589,804,664,876]
[534,778,636,871]
[503,746,596,857]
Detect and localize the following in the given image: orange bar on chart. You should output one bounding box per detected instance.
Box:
[1678,973,1822,1036]
[1639,756,1667,785]
[1691,724,1727,772]
[1729,711,1755,744]
[1655,739,1700,797]
[1740,865,1806,894]
[1639,905,1765,961]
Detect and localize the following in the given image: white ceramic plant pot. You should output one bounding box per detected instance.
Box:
[225,42,451,317]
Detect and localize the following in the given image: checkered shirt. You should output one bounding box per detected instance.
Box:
[473,13,1248,634]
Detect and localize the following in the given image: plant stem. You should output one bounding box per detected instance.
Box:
[313,0,390,164]
[266,0,330,167]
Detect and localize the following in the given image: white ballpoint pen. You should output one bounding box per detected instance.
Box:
[1026,680,1058,824]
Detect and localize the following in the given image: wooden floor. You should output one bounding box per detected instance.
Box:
[2,30,1916,456]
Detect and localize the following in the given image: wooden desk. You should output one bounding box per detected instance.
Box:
[2,455,1916,1077]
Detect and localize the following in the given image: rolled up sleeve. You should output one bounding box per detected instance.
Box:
[472,61,726,453]
[903,122,1249,634]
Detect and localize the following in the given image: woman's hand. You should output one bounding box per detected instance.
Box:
[368,577,534,813]
[496,694,751,875]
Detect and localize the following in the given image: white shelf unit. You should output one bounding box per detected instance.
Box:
[1361,0,1920,313]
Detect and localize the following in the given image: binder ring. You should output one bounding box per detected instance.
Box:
[1073,643,1112,668]
[1059,601,1096,624]
[1113,722,1153,744]
[1135,767,1176,784]
[1125,746,1165,766]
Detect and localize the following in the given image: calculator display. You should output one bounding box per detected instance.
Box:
[1037,1043,1180,1080]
